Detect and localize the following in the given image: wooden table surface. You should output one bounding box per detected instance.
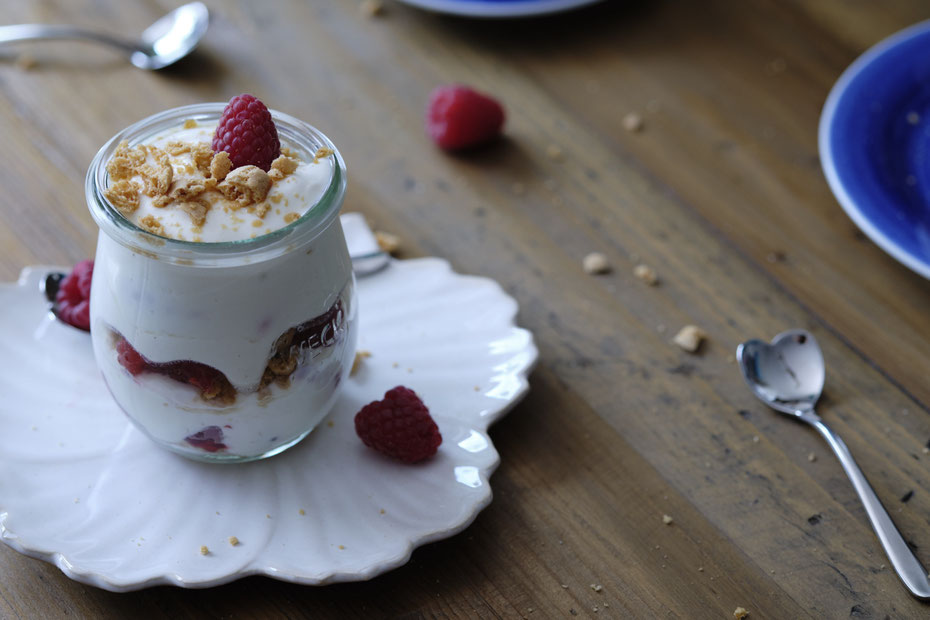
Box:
[3,1,930,617]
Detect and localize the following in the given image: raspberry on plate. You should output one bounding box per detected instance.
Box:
[212,94,281,171]
[426,85,506,150]
[354,386,442,463]
[55,260,93,331]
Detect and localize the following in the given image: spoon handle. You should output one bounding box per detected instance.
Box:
[808,416,930,599]
[0,25,139,54]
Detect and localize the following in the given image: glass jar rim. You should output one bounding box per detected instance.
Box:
[85,102,346,268]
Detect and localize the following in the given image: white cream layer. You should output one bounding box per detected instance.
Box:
[90,219,354,389]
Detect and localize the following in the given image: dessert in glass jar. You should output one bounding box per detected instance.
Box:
[85,97,357,463]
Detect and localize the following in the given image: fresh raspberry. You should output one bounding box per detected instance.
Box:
[162,360,230,400]
[185,426,227,452]
[212,94,281,171]
[55,260,93,331]
[114,337,234,401]
[116,338,147,375]
[354,386,442,463]
[426,85,505,150]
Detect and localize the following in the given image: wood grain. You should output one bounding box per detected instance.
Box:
[3,0,930,617]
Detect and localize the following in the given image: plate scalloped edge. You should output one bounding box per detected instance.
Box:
[0,258,538,591]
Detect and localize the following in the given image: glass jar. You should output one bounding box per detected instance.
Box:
[85,103,357,463]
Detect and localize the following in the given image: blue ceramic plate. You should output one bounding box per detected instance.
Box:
[393,0,601,18]
[820,20,930,279]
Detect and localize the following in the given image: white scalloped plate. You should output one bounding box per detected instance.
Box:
[0,257,536,592]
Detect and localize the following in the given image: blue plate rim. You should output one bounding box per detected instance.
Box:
[393,0,602,18]
[819,18,930,280]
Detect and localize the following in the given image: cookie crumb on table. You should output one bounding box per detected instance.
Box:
[199,545,209,556]
[16,53,37,70]
[375,230,401,254]
[633,263,659,285]
[672,325,706,353]
[359,0,384,17]
[662,514,673,525]
[228,536,239,546]
[766,57,787,75]
[733,607,749,619]
[583,252,611,274]
[351,350,372,375]
[622,112,644,132]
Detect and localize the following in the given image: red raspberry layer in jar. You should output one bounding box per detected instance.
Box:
[113,298,346,403]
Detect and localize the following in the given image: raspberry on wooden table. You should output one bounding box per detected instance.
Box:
[212,94,281,171]
[55,260,93,331]
[354,386,442,463]
[426,85,506,150]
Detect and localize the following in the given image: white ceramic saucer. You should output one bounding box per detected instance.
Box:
[0,224,537,592]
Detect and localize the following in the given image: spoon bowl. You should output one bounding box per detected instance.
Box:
[0,2,209,71]
[133,2,210,70]
[737,329,824,416]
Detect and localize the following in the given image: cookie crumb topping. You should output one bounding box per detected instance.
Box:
[313,147,335,163]
[103,179,140,216]
[105,126,307,238]
[139,214,165,236]
[219,165,271,206]
[210,151,233,181]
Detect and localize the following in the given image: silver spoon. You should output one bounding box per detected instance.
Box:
[737,329,930,600]
[0,2,209,70]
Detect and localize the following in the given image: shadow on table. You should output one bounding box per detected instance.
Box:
[421,0,663,56]
[0,45,227,88]
[149,49,229,88]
